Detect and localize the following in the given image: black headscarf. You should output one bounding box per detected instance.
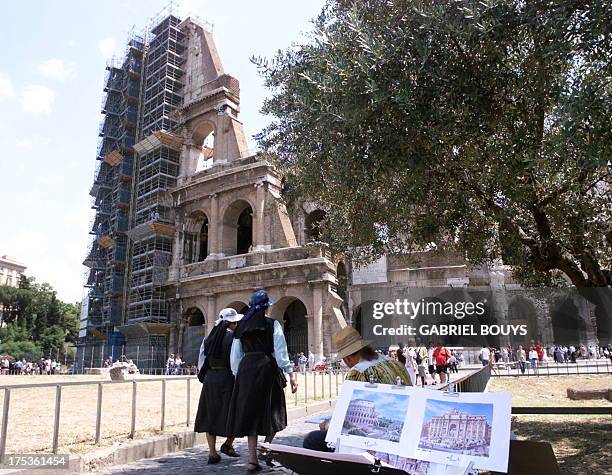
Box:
[204,321,230,359]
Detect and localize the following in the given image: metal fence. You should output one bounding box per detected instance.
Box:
[4,361,605,461]
[0,369,352,462]
[439,366,491,393]
[0,376,195,462]
[489,359,612,377]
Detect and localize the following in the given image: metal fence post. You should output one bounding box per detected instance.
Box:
[313,371,317,400]
[304,371,308,404]
[95,383,103,444]
[130,381,137,438]
[335,370,339,396]
[328,370,332,399]
[52,385,62,453]
[320,371,324,400]
[0,388,11,463]
[161,380,166,431]
[186,378,191,427]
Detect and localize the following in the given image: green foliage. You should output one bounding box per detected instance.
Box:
[0,276,80,360]
[255,0,611,293]
[39,325,66,357]
[0,341,41,361]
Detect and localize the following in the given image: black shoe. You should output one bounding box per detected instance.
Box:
[221,444,240,457]
[246,462,262,473]
[208,454,221,464]
[258,451,275,467]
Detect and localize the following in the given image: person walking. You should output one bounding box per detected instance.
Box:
[479,345,490,367]
[227,290,298,473]
[397,343,406,366]
[517,345,527,374]
[195,308,244,464]
[529,346,539,374]
[432,343,451,384]
[298,352,308,373]
[427,345,437,384]
[415,344,428,387]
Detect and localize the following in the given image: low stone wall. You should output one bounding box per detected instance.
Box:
[566,387,612,401]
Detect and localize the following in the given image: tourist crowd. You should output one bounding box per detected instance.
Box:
[0,356,62,375]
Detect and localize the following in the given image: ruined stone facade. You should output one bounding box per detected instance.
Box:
[163,25,346,363]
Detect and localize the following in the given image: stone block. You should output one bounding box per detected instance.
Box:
[566,387,612,401]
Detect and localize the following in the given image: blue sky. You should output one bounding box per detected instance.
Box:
[423,399,493,425]
[351,389,411,421]
[0,0,326,302]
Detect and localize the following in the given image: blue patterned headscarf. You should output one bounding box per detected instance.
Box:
[241,290,272,321]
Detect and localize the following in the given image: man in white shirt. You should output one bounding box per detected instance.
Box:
[529,347,539,374]
[479,345,490,367]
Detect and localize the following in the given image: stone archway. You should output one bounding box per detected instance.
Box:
[351,300,383,345]
[183,211,209,264]
[192,120,215,172]
[270,297,309,357]
[507,297,538,346]
[224,300,249,315]
[182,306,206,365]
[551,298,585,345]
[221,200,253,256]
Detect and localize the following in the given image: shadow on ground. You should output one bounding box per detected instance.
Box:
[104,430,305,474]
[512,416,611,474]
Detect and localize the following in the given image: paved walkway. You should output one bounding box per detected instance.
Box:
[102,417,314,474]
[100,369,479,474]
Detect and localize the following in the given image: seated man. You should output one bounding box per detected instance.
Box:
[303,326,412,452]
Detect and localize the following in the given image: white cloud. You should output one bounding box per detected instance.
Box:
[0,73,15,101]
[98,37,117,60]
[20,85,55,115]
[68,39,77,48]
[37,58,74,81]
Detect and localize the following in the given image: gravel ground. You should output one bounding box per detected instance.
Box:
[101,416,314,474]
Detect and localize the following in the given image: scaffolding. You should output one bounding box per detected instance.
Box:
[81,11,191,369]
[141,14,185,137]
[81,30,145,354]
[119,13,187,369]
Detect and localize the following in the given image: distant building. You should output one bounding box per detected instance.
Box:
[0,255,26,287]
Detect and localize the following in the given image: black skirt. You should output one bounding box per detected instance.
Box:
[226,353,287,437]
[194,367,234,436]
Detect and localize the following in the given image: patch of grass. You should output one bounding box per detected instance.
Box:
[511,416,611,474]
[488,375,611,473]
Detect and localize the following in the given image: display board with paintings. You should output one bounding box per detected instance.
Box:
[325,381,512,473]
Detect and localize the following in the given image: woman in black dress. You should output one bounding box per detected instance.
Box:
[228,290,298,473]
[195,308,244,464]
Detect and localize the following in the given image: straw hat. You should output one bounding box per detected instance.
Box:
[334,326,371,360]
